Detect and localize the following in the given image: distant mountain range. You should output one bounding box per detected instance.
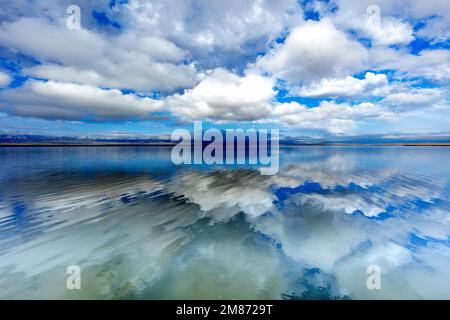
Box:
[279,133,450,145]
[0,134,175,145]
[1,133,450,146]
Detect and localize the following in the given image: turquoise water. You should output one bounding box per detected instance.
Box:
[0,146,449,299]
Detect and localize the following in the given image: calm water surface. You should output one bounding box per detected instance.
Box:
[0,146,449,299]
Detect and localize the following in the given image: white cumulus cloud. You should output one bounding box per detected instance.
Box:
[255,19,368,83]
[333,1,414,46]
[272,101,393,133]
[0,80,164,121]
[295,72,389,98]
[371,48,450,82]
[167,68,275,122]
[0,18,197,93]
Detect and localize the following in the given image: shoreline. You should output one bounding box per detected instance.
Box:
[1,143,450,147]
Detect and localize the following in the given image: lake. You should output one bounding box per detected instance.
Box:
[0,146,449,299]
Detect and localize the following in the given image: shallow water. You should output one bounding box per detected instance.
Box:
[0,146,449,299]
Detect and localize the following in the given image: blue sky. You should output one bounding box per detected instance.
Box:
[0,0,449,138]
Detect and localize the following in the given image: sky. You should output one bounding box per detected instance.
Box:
[0,0,449,139]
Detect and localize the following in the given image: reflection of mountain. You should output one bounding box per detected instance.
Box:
[0,146,450,299]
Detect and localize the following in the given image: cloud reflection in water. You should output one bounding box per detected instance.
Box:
[0,146,449,299]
